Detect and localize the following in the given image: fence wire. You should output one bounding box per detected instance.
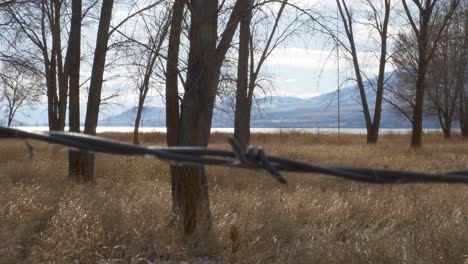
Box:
[1,126,468,184]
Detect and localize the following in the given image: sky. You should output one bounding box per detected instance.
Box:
[258,0,402,99]
[0,0,401,113]
[105,0,402,110]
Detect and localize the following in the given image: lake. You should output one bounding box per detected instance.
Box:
[13,126,444,134]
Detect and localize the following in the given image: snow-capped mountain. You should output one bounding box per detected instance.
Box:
[6,74,442,128]
[99,79,441,128]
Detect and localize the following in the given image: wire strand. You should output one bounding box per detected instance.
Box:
[1,126,467,185]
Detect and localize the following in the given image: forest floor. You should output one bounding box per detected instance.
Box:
[1,132,468,264]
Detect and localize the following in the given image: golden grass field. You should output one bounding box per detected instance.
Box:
[1,132,468,263]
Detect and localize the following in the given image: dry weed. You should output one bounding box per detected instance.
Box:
[0,133,467,263]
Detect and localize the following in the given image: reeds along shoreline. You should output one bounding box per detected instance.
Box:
[0,132,467,263]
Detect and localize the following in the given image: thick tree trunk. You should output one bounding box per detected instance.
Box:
[463,101,468,138]
[80,0,114,181]
[47,53,59,131]
[463,88,468,137]
[170,0,243,239]
[234,0,252,151]
[443,118,452,138]
[165,0,184,147]
[68,0,82,178]
[411,33,429,147]
[171,0,218,237]
[53,0,68,131]
[411,74,427,146]
[462,11,468,138]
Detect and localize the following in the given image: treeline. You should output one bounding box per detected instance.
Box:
[0,0,467,239]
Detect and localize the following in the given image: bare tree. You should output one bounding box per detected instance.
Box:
[234,0,291,150]
[165,0,184,148]
[168,0,245,238]
[234,0,253,151]
[80,0,115,181]
[68,0,83,177]
[459,2,468,137]
[335,0,392,144]
[401,0,460,146]
[77,0,168,180]
[132,6,171,144]
[1,0,70,131]
[0,61,41,126]
[425,17,464,138]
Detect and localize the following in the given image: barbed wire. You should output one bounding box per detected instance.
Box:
[1,126,468,184]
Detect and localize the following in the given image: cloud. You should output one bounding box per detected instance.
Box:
[263,47,381,75]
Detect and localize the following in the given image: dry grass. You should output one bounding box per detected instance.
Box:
[1,132,468,263]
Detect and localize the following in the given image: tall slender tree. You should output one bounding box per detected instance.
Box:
[401,0,460,146]
[234,0,290,150]
[335,0,391,144]
[68,0,82,177]
[133,9,170,144]
[3,0,70,131]
[80,0,115,181]
[234,0,253,151]
[165,0,184,148]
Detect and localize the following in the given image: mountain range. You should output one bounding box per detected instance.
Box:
[8,77,442,129]
[100,81,441,129]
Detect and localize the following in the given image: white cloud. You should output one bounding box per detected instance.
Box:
[264,47,381,74]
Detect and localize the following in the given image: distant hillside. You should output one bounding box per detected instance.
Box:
[100,77,441,128]
[10,74,443,128]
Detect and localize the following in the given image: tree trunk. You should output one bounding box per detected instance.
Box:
[134,18,169,145]
[443,117,452,138]
[463,86,468,137]
[411,75,426,146]
[462,9,468,138]
[170,0,243,239]
[411,33,429,147]
[370,1,391,144]
[171,0,218,238]
[46,46,59,131]
[336,0,376,144]
[234,0,252,151]
[68,0,82,178]
[165,0,184,147]
[133,93,145,144]
[80,0,114,181]
[53,0,68,132]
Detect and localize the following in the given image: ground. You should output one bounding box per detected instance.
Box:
[0,132,467,263]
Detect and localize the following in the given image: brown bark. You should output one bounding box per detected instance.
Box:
[234,0,286,150]
[402,0,460,146]
[170,0,243,238]
[234,0,252,151]
[462,6,468,138]
[411,46,428,147]
[336,0,391,144]
[80,0,114,181]
[171,0,218,237]
[165,0,184,147]
[52,0,68,131]
[133,56,155,144]
[368,0,391,144]
[68,0,82,178]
